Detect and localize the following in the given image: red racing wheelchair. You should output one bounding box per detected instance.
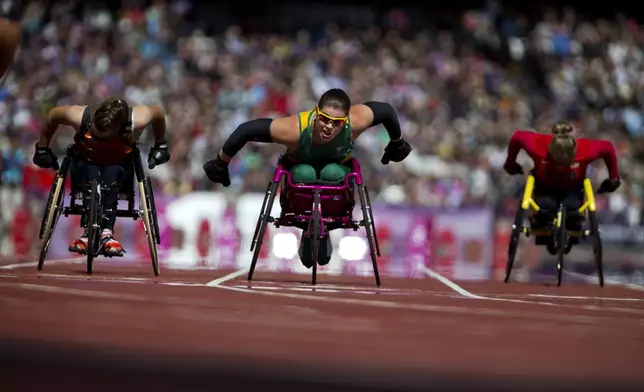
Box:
[248,156,381,286]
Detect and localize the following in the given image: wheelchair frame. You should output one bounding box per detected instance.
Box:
[505,174,603,287]
[37,144,161,276]
[248,157,381,286]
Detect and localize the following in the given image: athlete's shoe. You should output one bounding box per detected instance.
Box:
[69,235,88,254]
[101,230,125,256]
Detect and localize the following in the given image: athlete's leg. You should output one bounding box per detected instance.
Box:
[290,164,318,184]
[532,184,560,253]
[532,186,558,229]
[98,164,127,255]
[316,163,350,265]
[292,163,341,267]
[561,188,584,253]
[319,163,351,184]
[68,160,101,253]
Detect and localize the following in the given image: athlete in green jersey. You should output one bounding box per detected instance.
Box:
[203,88,412,268]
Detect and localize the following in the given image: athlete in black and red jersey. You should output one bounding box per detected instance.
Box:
[503,121,621,253]
[32,99,171,255]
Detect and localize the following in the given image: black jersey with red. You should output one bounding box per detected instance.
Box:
[504,130,619,189]
[74,104,134,165]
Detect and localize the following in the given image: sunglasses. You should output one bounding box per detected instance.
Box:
[316,107,347,127]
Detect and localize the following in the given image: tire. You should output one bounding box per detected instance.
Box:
[310,190,321,285]
[358,185,380,287]
[505,206,526,283]
[86,179,102,275]
[38,176,66,270]
[248,181,278,281]
[251,182,273,252]
[588,210,604,287]
[556,207,567,287]
[144,177,161,245]
[139,180,160,276]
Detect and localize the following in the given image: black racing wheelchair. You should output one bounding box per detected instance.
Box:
[504,174,604,287]
[37,144,161,275]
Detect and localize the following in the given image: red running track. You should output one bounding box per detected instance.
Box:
[1,257,643,392]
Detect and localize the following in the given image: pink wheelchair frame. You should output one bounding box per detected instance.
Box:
[249,156,381,286]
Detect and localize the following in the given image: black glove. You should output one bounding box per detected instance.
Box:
[381,138,412,165]
[503,161,524,175]
[597,178,621,194]
[32,144,59,170]
[148,140,170,169]
[203,155,231,187]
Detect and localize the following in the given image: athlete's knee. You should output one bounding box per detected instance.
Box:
[290,164,317,183]
[319,163,350,183]
[562,197,582,212]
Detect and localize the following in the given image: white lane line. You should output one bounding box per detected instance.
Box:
[204,268,249,287]
[0,257,85,270]
[563,269,644,292]
[421,266,486,299]
[0,272,206,287]
[526,294,644,302]
[417,266,644,312]
[203,277,644,323]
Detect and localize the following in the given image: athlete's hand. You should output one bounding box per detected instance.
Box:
[32,144,59,171]
[503,161,524,175]
[148,140,170,169]
[597,178,621,194]
[381,138,412,164]
[203,155,231,187]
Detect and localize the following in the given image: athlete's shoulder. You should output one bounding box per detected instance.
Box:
[48,105,85,126]
[511,129,551,141]
[576,137,615,154]
[295,109,314,130]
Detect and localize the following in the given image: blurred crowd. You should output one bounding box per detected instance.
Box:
[1,1,643,231]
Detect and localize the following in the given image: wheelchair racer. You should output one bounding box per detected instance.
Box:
[32,98,171,256]
[203,88,412,268]
[503,121,621,254]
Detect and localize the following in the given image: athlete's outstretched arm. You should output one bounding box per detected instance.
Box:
[504,130,538,165]
[205,115,299,186]
[217,116,299,162]
[132,104,168,143]
[37,106,84,147]
[592,140,620,179]
[349,102,402,141]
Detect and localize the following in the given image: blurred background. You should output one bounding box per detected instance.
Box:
[1,0,642,284]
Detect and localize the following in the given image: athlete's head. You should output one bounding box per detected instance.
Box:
[92,98,130,140]
[313,88,350,143]
[548,121,577,166]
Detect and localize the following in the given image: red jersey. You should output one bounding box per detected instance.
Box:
[74,104,133,165]
[504,130,619,189]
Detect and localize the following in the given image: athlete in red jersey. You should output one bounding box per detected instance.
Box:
[503,121,621,254]
[32,99,171,255]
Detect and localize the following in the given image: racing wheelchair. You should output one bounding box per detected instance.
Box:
[248,156,381,286]
[504,174,603,287]
[37,144,161,275]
